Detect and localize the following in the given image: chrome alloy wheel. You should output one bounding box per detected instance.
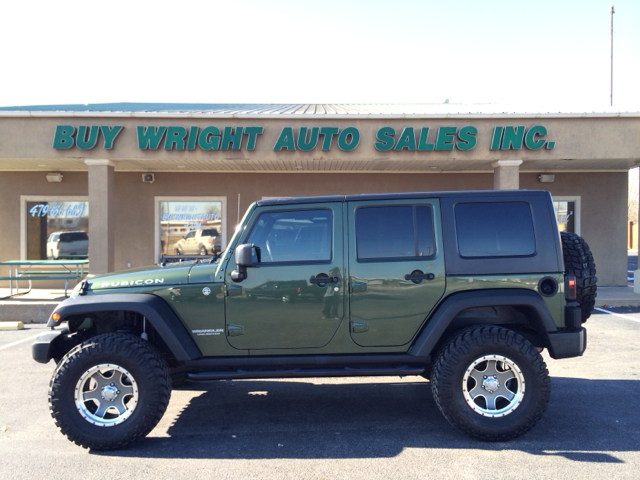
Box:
[74,363,139,427]
[462,355,525,417]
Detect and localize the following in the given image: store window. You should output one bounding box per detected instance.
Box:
[157,198,226,258]
[554,200,576,233]
[24,199,89,260]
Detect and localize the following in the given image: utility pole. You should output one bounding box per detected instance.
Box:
[610,4,615,107]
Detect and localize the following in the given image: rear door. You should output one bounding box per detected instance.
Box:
[347,199,446,347]
[225,203,345,350]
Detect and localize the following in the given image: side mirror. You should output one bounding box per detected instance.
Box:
[230,243,257,282]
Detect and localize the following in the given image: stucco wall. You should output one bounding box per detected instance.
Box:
[0,170,627,287]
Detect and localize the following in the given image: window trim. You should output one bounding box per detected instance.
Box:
[20,195,88,260]
[244,207,334,266]
[553,196,581,235]
[355,203,437,262]
[154,196,227,261]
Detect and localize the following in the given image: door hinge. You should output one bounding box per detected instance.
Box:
[226,285,243,297]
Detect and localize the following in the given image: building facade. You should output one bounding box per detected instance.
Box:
[0,104,638,286]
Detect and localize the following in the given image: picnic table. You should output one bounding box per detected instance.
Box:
[0,259,89,298]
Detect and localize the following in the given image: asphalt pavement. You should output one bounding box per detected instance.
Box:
[1,309,639,480]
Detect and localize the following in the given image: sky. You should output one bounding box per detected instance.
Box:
[1,0,639,110]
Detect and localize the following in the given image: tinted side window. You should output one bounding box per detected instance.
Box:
[246,209,332,263]
[60,232,87,242]
[356,205,435,260]
[455,202,535,257]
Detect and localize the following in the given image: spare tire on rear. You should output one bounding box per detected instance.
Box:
[560,231,597,322]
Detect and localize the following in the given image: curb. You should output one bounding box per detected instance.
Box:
[0,321,24,330]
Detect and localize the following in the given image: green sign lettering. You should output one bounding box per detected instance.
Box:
[273,127,296,151]
[244,126,264,151]
[417,127,434,151]
[524,125,547,150]
[374,127,395,151]
[435,127,457,151]
[137,126,166,150]
[320,127,339,151]
[394,127,416,151]
[456,126,477,151]
[297,127,319,151]
[52,125,75,149]
[501,125,525,150]
[164,126,187,150]
[76,125,99,150]
[100,126,123,150]
[337,127,360,151]
[198,126,220,150]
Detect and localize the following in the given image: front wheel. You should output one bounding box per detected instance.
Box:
[431,326,550,441]
[49,333,171,450]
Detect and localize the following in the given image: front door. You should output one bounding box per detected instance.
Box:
[348,199,446,347]
[225,204,345,350]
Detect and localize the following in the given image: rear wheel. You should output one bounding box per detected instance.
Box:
[431,326,550,441]
[560,231,597,322]
[49,333,171,450]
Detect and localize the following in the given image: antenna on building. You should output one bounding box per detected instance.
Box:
[610,3,615,107]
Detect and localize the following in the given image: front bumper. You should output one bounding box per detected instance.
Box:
[32,328,70,364]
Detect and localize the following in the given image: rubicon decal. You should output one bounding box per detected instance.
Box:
[100,278,165,288]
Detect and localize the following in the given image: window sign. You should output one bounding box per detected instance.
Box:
[25,200,89,260]
[159,201,223,256]
[554,201,575,233]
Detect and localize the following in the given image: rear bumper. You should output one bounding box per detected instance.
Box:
[547,327,587,359]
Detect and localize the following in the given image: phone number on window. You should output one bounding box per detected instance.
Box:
[29,203,87,218]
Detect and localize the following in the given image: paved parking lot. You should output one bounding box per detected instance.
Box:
[1,309,639,479]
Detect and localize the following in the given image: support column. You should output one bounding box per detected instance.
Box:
[85,159,115,274]
[635,167,640,293]
[492,160,523,190]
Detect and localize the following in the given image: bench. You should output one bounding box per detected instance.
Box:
[0,260,89,298]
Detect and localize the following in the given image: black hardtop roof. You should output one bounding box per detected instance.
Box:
[256,189,551,206]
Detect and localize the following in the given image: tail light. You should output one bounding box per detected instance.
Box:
[208,237,216,245]
[565,274,577,301]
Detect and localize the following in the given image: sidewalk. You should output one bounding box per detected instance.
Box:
[2,286,640,324]
[0,289,67,323]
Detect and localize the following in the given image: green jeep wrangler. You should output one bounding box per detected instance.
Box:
[33,189,596,449]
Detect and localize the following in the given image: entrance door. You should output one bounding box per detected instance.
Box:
[225,204,344,350]
[348,199,446,347]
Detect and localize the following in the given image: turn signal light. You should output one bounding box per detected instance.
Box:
[565,275,577,301]
[52,312,60,322]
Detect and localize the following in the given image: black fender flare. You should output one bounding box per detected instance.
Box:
[47,293,201,361]
[408,289,558,358]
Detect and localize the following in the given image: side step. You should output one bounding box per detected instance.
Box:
[187,365,425,381]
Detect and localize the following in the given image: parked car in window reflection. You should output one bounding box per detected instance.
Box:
[46,231,89,259]
[174,228,221,255]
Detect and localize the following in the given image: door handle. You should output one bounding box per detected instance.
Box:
[310,276,340,285]
[404,271,435,283]
[351,281,367,293]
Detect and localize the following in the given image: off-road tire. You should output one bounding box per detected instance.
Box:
[560,231,597,322]
[431,326,550,441]
[49,333,171,450]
